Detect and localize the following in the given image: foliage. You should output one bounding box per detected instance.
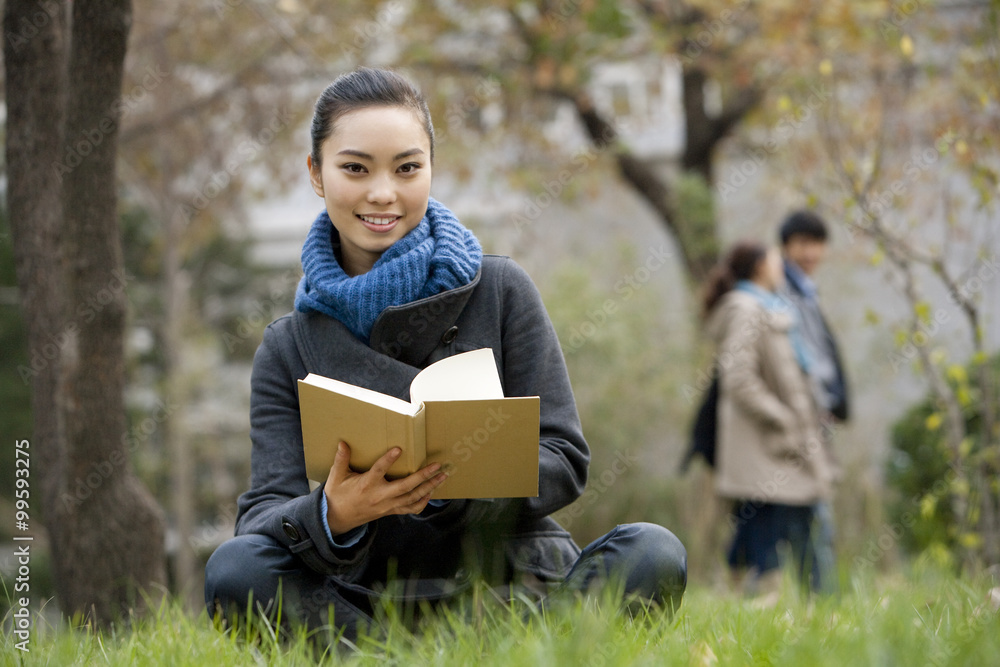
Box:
[3,571,1000,666]
[540,244,692,544]
[886,354,1000,562]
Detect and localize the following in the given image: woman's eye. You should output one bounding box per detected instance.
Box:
[398,162,421,174]
[341,163,367,174]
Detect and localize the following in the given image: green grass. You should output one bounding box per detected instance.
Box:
[3,569,999,666]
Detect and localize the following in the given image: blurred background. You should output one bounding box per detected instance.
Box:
[2,0,998,616]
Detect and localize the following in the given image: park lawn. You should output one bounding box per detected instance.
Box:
[3,568,999,666]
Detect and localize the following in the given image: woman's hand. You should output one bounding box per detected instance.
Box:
[324,441,448,536]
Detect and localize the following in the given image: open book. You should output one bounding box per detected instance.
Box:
[297,348,540,499]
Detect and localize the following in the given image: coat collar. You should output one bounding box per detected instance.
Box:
[367,267,482,367]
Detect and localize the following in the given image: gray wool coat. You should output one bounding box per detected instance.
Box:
[235,255,590,590]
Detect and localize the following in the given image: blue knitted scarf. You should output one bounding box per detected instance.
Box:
[736,280,812,373]
[294,197,482,342]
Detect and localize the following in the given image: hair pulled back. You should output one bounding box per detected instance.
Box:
[310,67,434,167]
[701,240,769,319]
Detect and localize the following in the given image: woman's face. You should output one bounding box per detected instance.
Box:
[308,106,432,276]
[754,248,786,292]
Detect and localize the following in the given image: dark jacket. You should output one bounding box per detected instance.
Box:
[235,255,589,589]
[781,261,850,422]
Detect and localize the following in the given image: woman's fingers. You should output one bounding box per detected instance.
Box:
[385,462,445,498]
[331,441,352,478]
[328,446,449,525]
[368,446,403,477]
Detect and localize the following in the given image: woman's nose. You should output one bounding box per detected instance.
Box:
[367,173,397,205]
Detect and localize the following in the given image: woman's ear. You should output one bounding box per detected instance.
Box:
[307,154,324,197]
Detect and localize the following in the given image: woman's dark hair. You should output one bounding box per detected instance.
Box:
[701,240,769,319]
[310,67,434,167]
[779,210,828,245]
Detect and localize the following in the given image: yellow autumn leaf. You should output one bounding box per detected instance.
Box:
[925,413,942,431]
[959,532,982,549]
[947,364,968,384]
[871,249,885,266]
[920,494,937,519]
[956,140,968,155]
[777,95,792,112]
[957,386,972,407]
[819,59,833,76]
[959,437,973,458]
[900,35,914,58]
[915,301,931,324]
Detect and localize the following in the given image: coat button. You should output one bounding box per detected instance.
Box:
[281,519,300,541]
[441,326,459,345]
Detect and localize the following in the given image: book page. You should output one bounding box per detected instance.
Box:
[301,373,419,415]
[409,348,504,404]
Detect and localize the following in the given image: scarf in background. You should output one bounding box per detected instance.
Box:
[736,280,812,373]
[295,197,482,342]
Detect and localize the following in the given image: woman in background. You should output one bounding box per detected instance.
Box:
[702,240,832,594]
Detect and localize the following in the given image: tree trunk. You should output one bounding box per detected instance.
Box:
[59,0,167,623]
[4,0,70,550]
[5,0,167,625]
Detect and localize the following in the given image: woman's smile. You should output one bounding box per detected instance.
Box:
[357,213,403,231]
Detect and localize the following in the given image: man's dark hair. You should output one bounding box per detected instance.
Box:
[779,210,829,245]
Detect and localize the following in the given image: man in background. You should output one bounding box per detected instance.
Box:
[779,210,850,593]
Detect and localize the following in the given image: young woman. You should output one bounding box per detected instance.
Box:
[204,67,686,638]
[702,241,832,594]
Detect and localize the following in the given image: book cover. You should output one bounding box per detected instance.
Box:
[297,348,540,499]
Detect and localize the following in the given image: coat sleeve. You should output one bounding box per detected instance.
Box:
[719,300,798,453]
[234,317,376,579]
[495,259,590,519]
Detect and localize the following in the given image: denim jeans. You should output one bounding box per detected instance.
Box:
[204,522,686,639]
[727,501,818,590]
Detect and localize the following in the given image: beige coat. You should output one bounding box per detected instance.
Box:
[706,290,832,505]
